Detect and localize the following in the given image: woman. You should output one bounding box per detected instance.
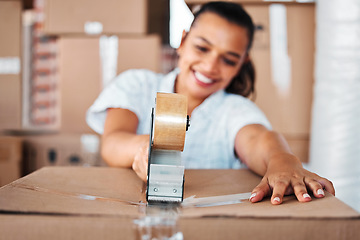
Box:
[86,1,334,204]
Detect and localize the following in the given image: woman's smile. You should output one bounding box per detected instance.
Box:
[193,70,218,87]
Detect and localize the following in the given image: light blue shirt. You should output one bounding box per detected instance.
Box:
[86,69,271,169]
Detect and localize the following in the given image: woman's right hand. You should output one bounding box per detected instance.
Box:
[132,140,150,182]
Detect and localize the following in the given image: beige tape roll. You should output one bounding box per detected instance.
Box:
[153,92,188,151]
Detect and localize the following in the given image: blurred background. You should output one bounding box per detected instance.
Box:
[0,0,359,212]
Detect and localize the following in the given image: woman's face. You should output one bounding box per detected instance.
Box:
[176,12,249,101]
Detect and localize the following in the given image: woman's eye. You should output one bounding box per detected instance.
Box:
[195,45,208,52]
[223,58,236,66]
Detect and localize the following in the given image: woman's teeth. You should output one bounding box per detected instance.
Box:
[194,71,213,84]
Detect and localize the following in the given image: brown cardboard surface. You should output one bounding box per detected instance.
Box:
[1,167,358,217]
[248,4,315,136]
[42,0,148,35]
[0,167,143,217]
[0,136,23,186]
[0,167,359,240]
[285,134,310,162]
[22,133,102,174]
[1,214,359,240]
[0,1,22,130]
[58,35,161,134]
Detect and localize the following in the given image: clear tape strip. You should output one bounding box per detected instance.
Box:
[181,192,252,208]
[10,183,146,206]
[9,183,251,208]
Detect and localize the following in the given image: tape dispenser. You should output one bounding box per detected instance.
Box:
[146,92,190,204]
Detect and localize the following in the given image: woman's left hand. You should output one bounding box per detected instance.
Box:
[249,153,335,204]
[235,124,335,205]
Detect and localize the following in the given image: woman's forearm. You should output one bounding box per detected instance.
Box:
[235,124,297,176]
[101,132,149,168]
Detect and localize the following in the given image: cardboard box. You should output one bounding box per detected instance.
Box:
[246,4,315,163]
[285,134,310,162]
[0,1,22,131]
[0,167,359,239]
[22,133,102,174]
[39,0,148,35]
[0,136,23,187]
[246,4,315,136]
[58,35,161,133]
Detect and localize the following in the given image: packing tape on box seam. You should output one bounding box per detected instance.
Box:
[9,182,146,206]
[181,192,252,208]
[8,182,251,209]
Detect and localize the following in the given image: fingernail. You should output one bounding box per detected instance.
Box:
[273,197,281,203]
[303,193,311,199]
[249,193,257,200]
[317,189,325,196]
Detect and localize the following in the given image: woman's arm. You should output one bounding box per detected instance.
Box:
[102,108,149,180]
[235,124,335,204]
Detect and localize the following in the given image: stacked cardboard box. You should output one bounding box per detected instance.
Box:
[0,1,61,131]
[58,36,160,134]
[246,3,315,162]
[39,0,149,35]
[22,133,102,175]
[0,1,22,131]
[23,9,60,130]
[0,0,163,176]
[0,136,23,187]
[21,0,162,171]
[31,0,162,134]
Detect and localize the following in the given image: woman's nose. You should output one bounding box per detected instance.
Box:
[202,53,219,73]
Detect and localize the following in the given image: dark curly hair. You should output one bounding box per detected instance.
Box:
[191,1,256,98]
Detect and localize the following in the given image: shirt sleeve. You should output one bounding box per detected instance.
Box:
[86,69,157,134]
[226,95,272,160]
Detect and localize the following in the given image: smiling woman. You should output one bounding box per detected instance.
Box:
[86,1,334,205]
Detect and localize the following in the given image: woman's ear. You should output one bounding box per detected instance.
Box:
[177,30,188,55]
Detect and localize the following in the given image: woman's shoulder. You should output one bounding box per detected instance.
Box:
[222,92,256,108]
[115,68,164,82]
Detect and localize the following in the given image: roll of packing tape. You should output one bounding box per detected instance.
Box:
[153,92,188,151]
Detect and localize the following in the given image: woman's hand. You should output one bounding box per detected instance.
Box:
[249,153,335,204]
[235,124,335,205]
[132,141,150,182]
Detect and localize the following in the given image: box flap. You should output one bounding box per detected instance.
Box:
[182,169,360,219]
[0,167,146,217]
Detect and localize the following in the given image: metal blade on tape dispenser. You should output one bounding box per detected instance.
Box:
[146,93,190,204]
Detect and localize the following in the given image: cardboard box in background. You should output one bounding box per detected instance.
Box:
[0,167,359,239]
[246,4,315,162]
[38,0,148,35]
[248,4,315,136]
[286,135,309,163]
[59,35,161,134]
[0,136,23,187]
[23,133,103,175]
[0,0,22,131]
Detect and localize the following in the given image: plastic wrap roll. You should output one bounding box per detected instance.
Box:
[310,0,360,177]
[153,93,188,151]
